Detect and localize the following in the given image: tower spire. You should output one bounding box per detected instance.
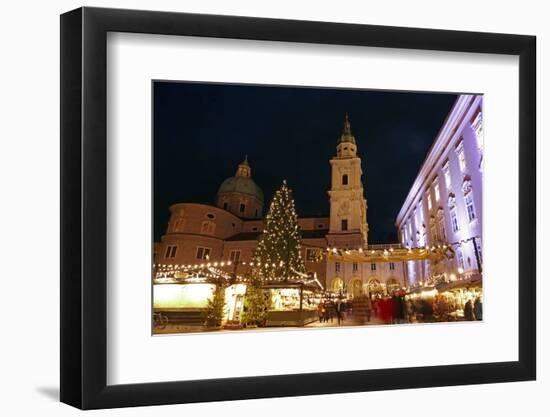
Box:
[235,155,251,177]
[338,113,356,145]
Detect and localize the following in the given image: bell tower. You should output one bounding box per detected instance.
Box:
[327,114,368,248]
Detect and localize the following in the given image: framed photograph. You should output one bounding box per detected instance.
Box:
[60,7,536,409]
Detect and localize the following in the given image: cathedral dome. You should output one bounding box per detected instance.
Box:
[216,156,264,218]
[218,175,264,202]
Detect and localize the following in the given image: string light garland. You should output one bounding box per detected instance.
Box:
[154,236,478,276]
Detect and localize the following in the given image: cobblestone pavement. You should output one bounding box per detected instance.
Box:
[305,315,386,327]
[154,313,391,334]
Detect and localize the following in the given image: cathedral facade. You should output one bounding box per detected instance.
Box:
[154,115,406,297]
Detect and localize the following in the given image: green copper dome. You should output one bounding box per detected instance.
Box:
[217,156,264,203]
[217,176,264,201]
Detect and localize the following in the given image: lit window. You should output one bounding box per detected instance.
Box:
[457,247,465,270]
[196,247,211,260]
[450,207,459,232]
[456,142,467,172]
[438,214,446,241]
[342,174,348,185]
[164,245,177,259]
[306,249,318,262]
[201,220,216,235]
[172,218,185,232]
[434,181,440,201]
[443,161,451,189]
[371,263,376,271]
[476,240,483,265]
[414,207,423,230]
[229,250,241,263]
[471,109,483,150]
[341,219,348,231]
[465,193,476,222]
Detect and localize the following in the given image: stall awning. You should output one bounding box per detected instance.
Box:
[262,279,323,291]
[437,274,482,291]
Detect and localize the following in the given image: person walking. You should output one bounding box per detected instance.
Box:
[464,299,475,321]
[335,299,344,325]
[318,301,326,323]
[365,296,372,322]
[405,297,414,323]
[474,296,483,320]
[392,294,405,324]
[372,296,380,318]
[421,299,434,322]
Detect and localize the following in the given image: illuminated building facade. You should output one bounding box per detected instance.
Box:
[395,94,483,286]
[155,157,329,288]
[324,114,405,297]
[154,116,406,298]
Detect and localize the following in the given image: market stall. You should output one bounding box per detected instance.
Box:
[264,281,323,326]
[153,262,246,328]
[404,274,483,322]
[435,274,483,320]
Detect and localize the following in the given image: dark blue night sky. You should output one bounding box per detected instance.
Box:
[153,82,457,244]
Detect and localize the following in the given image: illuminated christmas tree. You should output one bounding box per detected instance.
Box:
[252,180,307,282]
[243,181,306,326]
[205,284,226,327]
[242,272,269,326]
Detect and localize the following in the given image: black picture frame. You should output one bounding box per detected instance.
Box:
[60,6,536,410]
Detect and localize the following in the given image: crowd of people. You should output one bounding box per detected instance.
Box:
[317,292,483,325]
[317,298,352,325]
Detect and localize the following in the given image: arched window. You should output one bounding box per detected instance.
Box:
[172,218,185,232]
[342,174,348,185]
[201,220,216,235]
[331,278,343,292]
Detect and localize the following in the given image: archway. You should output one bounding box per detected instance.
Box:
[331,277,344,293]
[350,278,363,298]
[367,277,383,298]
